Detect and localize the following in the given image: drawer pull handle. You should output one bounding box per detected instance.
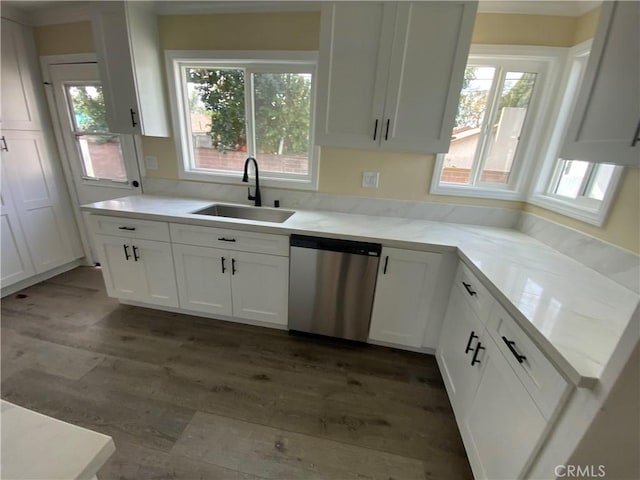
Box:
[232,258,237,275]
[132,245,140,262]
[383,256,389,274]
[462,281,477,296]
[471,342,485,366]
[218,237,236,242]
[123,244,131,260]
[221,256,226,274]
[118,226,136,231]
[502,336,527,363]
[464,331,478,354]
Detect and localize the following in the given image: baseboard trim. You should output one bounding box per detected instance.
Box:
[1,258,85,298]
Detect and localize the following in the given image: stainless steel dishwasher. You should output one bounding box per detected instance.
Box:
[288,234,381,341]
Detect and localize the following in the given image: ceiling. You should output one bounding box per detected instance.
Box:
[3,0,602,26]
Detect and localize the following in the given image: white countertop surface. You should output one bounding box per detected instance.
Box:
[81,195,640,388]
[1,400,115,479]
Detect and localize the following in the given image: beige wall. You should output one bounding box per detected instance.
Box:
[33,7,639,253]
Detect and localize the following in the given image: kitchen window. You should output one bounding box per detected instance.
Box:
[431,46,562,200]
[166,51,318,189]
[528,41,623,226]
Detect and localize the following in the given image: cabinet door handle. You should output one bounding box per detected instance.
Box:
[464,331,478,354]
[221,256,226,274]
[471,342,485,366]
[123,244,131,260]
[384,119,390,141]
[502,336,527,364]
[132,245,140,262]
[631,118,640,147]
[130,108,138,128]
[218,237,236,242]
[231,258,236,275]
[383,255,389,274]
[1,136,8,152]
[462,281,477,296]
[118,226,136,231]
[373,119,379,141]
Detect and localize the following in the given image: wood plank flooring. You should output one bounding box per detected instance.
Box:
[1,267,472,479]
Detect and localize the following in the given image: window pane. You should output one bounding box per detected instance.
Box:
[253,73,311,176]
[66,84,108,133]
[585,163,616,201]
[185,68,247,172]
[480,71,537,184]
[77,134,127,181]
[554,160,590,198]
[441,66,496,184]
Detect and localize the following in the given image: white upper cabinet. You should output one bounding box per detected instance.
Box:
[91,1,170,137]
[560,1,640,167]
[1,19,41,130]
[315,1,477,153]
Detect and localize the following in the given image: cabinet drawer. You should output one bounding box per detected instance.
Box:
[170,223,289,256]
[454,264,493,324]
[89,215,170,242]
[487,302,569,420]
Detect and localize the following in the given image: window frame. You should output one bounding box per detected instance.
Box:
[430,45,565,201]
[166,50,319,190]
[527,40,623,227]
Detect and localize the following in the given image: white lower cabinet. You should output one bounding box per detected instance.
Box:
[93,233,178,308]
[369,248,442,348]
[171,224,289,326]
[438,263,569,480]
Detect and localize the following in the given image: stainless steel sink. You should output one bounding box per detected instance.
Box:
[191,204,295,223]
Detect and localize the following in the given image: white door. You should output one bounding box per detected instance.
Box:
[0,130,83,273]
[172,244,232,316]
[48,62,141,205]
[93,234,144,301]
[133,238,178,308]
[463,342,547,480]
[436,287,488,416]
[0,165,36,287]
[230,251,289,325]
[369,248,441,347]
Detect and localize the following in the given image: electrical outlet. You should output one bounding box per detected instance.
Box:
[144,155,158,170]
[362,171,379,188]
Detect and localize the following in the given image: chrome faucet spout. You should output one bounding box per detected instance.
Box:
[242,157,262,207]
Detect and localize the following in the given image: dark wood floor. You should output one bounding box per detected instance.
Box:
[1,267,472,480]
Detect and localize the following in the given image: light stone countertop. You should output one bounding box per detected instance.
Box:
[81,195,640,388]
[1,400,115,479]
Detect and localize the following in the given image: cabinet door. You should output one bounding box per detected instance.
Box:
[383,2,476,153]
[0,19,41,130]
[172,244,232,316]
[133,239,179,308]
[92,1,170,136]
[1,131,82,273]
[369,248,441,347]
[463,341,547,480]
[0,169,35,288]
[230,251,289,326]
[560,1,640,166]
[436,287,488,416]
[93,234,145,301]
[314,3,394,149]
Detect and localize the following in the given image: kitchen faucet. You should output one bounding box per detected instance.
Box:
[242,157,262,207]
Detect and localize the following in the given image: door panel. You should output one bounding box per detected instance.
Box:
[93,234,143,300]
[172,244,232,316]
[0,185,36,287]
[134,239,178,308]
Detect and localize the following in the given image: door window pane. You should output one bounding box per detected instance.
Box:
[65,84,128,182]
[441,66,496,184]
[185,68,247,172]
[480,72,537,184]
[253,73,312,176]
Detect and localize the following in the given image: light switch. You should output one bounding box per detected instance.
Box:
[362,171,379,188]
[144,155,158,170]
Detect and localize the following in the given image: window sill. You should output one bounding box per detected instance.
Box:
[430,182,525,201]
[178,168,319,191]
[527,193,607,226]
